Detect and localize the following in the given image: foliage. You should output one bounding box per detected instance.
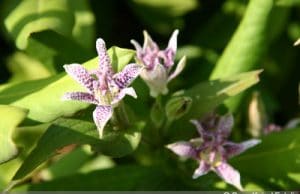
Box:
[0,0,299,191]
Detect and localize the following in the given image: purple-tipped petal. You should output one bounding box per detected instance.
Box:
[63,64,94,93]
[143,30,159,51]
[62,92,98,104]
[167,29,179,53]
[168,56,186,82]
[166,141,197,158]
[113,63,142,89]
[111,87,137,105]
[93,105,113,138]
[216,114,234,139]
[224,139,261,158]
[190,119,210,140]
[192,161,210,179]
[214,162,243,191]
[96,38,113,75]
[131,40,143,58]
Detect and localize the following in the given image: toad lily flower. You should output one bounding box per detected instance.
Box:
[131,29,186,97]
[62,38,141,138]
[167,114,261,190]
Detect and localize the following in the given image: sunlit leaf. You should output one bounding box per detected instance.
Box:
[210,0,273,79]
[0,105,28,164]
[232,128,300,190]
[168,70,261,119]
[4,0,74,49]
[7,52,52,83]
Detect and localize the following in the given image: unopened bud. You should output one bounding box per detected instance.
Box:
[166,96,192,121]
[247,91,267,137]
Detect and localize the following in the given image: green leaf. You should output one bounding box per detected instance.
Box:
[13,118,143,180]
[0,47,135,122]
[128,0,198,34]
[232,128,300,190]
[109,46,136,72]
[210,0,273,79]
[0,105,28,164]
[70,0,95,50]
[28,165,186,190]
[7,52,52,83]
[276,0,300,6]
[168,70,261,119]
[4,0,74,49]
[4,0,95,74]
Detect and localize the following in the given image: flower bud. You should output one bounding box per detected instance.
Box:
[166,96,192,121]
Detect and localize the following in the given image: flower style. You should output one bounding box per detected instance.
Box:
[131,29,186,97]
[62,38,141,138]
[167,114,261,190]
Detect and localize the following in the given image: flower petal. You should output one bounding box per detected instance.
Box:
[140,63,168,97]
[130,39,143,58]
[111,87,137,105]
[63,64,94,93]
[216,114,234,139]
[96,38,113,75]
[166,141,197,158]
[113,63,142,89]
[192,161,210,179]
[168,56,186,82]
[62,92,98,104]
[190,119,209,139]
[224,139,261,158]
[214,162,243,191]
[167,29,179,53]
[143,30,159,51]
[93,105,113,138]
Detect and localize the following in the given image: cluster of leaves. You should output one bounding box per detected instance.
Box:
[0,0,299,191]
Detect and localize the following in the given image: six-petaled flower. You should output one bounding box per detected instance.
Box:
[62,38,141,138]
[167,114,261,190]
[131,29,186,97]
[61,34,262,191]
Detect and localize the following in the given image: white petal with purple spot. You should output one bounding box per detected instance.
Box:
[93,105,113,138]
[214,162,243,191]
[63,64,94,93]
[62,92,98,105]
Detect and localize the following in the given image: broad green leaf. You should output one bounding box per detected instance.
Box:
[70,0,95,50]
[25,31,93,73]
[0,159,23,191]
[109,46,135,72]
[4,0,95,73]
[13,118,143,180]
[0,47,135,122]
[0,105,28,164]
[7,52,52,83]
[232,128,300,190]
[210,0,273,79]
[4,0,74,49]
[129,0,198,34]
[28,165,187,190]
[168,70,261,119]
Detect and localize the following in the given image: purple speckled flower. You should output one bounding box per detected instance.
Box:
[167,114,261,190]
[131,30,186,97]
[62,38,141,138]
